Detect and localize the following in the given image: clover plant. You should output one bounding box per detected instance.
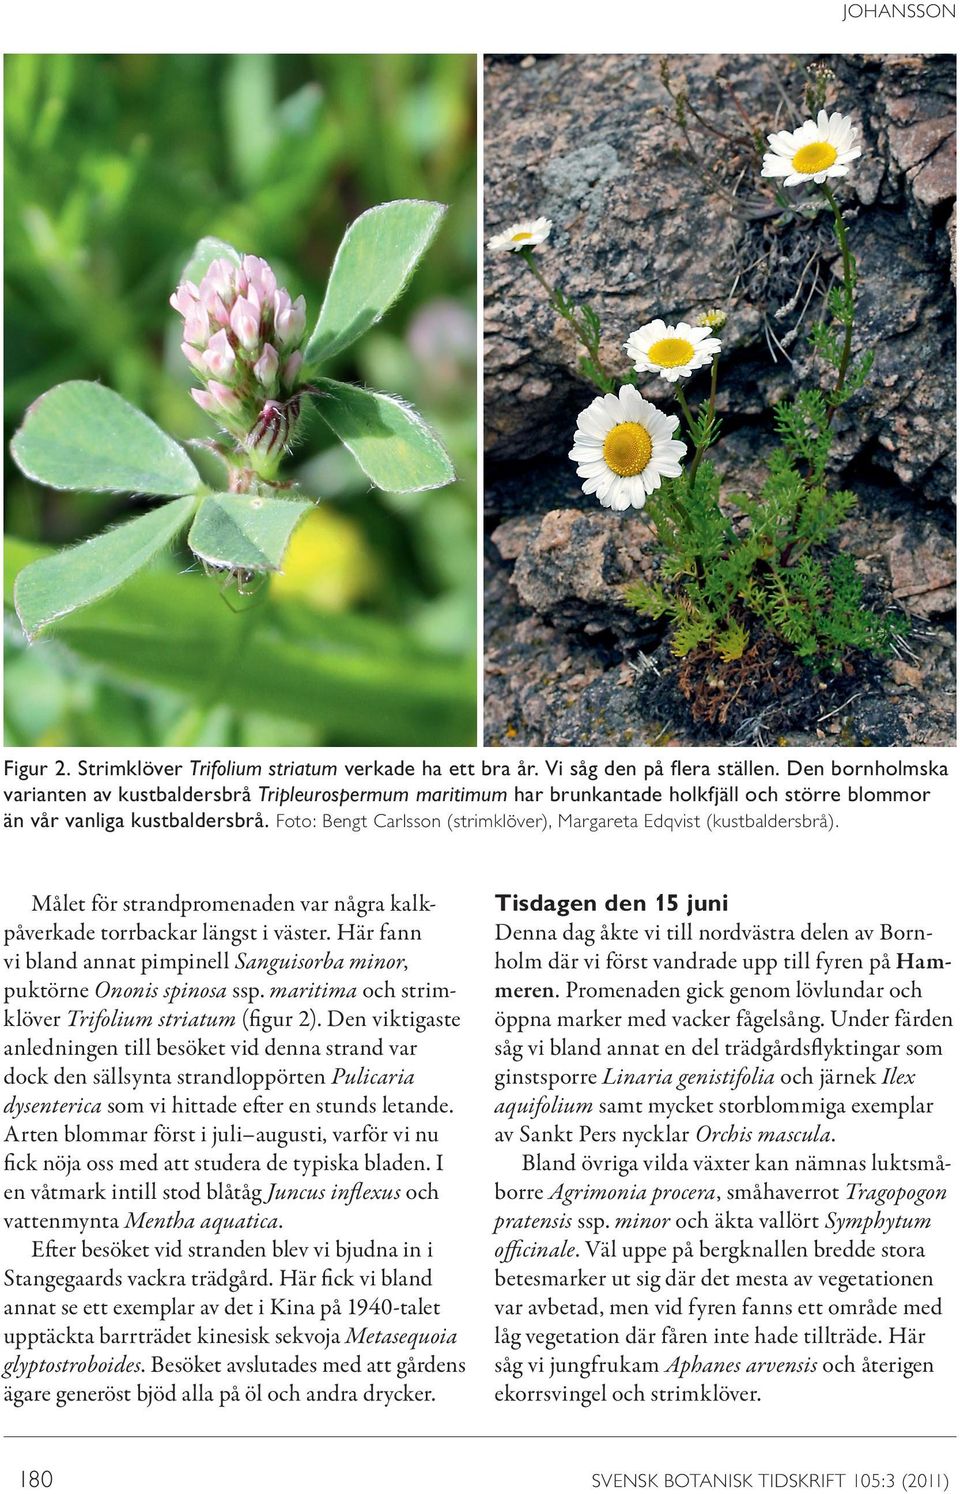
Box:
[10,200,455,638]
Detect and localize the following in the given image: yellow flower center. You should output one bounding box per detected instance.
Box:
[603,421,653,477]
[511,231,534,242]
[647,336,696,369]
[791,141,838,175]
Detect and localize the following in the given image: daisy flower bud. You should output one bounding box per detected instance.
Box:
[487,216,552,253]
[568,386,686,511]
[762,110,861,188]
[624,319,721,384]
[698,309,727,332]
[253,343,280,389]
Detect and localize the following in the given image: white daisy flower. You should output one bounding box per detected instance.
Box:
[624,319,722,384]
[762,109,861,188]
[568,386,687,511]
[487,216,553,253]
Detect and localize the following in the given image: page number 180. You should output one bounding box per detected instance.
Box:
[20,1474,53,1489]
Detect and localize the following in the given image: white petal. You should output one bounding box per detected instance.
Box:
[574,417,606,443]
[578,404,611,437]
[625,326,652,350]
[645,413,673,441]
[767,129,794,153]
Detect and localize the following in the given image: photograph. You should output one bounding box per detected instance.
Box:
[483,53,956,747]
[4,53,478,747]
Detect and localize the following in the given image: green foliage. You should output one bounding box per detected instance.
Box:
[187,494,313,574]
[305,199,446,364]
[10,382,200,496]
[773,389,832,480]
[742,553,902,673]
[715,618,749,664]
[311,378,456,493]
[14,496,197,639]
[634,416,905,673]
[633,422,904,671]
[623,578,669,619]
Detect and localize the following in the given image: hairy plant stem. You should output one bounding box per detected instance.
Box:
[822,183,854,424]
[688,353,721,486]
[519,248,615,392]
[674,384,697,442]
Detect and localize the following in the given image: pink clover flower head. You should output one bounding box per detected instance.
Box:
[169,247,309,462]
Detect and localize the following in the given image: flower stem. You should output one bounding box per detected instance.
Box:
[822,183,854,424]
[674,383,697,441]
[518,248,615,393]
[518,246,555,300]
[687,353,721,486]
